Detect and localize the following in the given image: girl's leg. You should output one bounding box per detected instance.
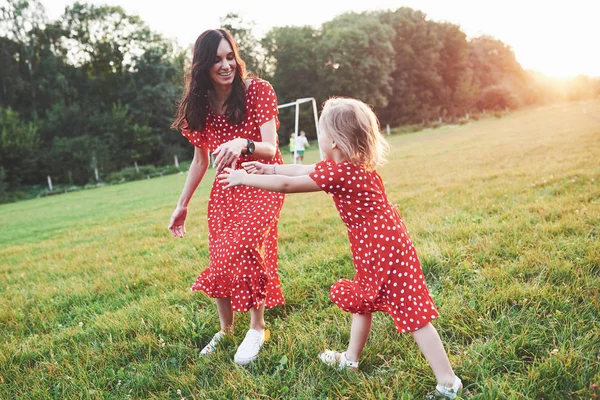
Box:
[345,313,372,362]
[215,297,234,333]
[249,301,266,332]
[411,322,458,387]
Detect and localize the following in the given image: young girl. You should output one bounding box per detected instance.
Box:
[218,98,462,398]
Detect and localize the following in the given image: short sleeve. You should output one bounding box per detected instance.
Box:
[250,80,280,129]
[181,123,209,149]
[310,160,345,196]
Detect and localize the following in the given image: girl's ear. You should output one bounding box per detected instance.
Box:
[331,139,338,149]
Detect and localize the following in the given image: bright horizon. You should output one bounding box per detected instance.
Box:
[43,0,600,78]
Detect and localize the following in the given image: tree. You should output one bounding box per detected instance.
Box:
[566,75,596,101]
[0,36,27,110]
[120,36,188,164]
[468,36,528,109]
[0,108,40,187]
[377,8,444,125]
[0,0,48,117]
[262,26,320,103]
[435,22,477,119]
[262,25,321,138]
[317,12,395,108]
[478,85,519,110]
[41,135,95,185]
[54,2,161,107]
[91,104,156,171]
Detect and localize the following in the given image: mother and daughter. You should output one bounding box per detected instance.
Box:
[169,28,462,398]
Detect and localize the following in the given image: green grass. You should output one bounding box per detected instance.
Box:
[1,101,599,399]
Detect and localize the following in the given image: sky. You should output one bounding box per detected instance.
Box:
[43,0,600,78]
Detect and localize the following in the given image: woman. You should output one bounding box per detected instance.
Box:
[169,29,285,365]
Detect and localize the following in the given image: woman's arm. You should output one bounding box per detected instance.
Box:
[218,168,320,194]
[211,118,277,172]
[177,146,210,207]
[168,146,210,238]
[253,118,277,159]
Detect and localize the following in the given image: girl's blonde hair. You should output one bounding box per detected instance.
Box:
[319,97,390,170]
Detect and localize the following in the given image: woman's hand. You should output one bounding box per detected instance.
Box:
[242,161,272,175]
[168,205,188,238]
[218,167,248,188]
[212,138,246,173]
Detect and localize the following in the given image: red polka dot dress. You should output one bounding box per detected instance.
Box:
[310,160,438,333]
[180,79,285,312]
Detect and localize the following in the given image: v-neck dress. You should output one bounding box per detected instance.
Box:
[180,79,285,312]
[310,160,438,332]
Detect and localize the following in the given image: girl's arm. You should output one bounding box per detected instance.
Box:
[243,161,315,177]
[218,167,320,193]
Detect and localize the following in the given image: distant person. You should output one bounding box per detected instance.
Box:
[289,132,295,163]
[219,97,462,399]
[294,130,310,164]
[169,28,285,366]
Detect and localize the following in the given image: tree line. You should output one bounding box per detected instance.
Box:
[1,0,598,201]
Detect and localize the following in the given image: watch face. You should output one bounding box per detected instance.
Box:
[248,140,255,154]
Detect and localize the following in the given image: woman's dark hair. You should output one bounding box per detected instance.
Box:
[172,29,247,131]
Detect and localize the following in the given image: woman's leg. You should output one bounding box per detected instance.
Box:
[199,297,233,356]
[345,313,372,362]
[233,301,267,365]
[411,322,457,386]
[215,297,234,333]
[249,301,266,332]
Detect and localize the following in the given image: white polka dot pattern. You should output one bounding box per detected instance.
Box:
[181,79,286,312]
[310,160,438,333]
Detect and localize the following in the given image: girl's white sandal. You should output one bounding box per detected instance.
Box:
[199,331,226,356]
[435,376,462,399]
[319,349,359,371]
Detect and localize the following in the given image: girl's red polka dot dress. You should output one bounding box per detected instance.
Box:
[311,160,439,332]
[180,79,285,312]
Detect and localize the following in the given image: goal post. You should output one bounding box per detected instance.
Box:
[277,97,322,163]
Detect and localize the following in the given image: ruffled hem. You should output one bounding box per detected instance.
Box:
[329,279,438,333]
[191,272,284,312]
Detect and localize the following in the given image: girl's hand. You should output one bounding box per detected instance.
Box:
[218,167,248,188]
[168,205,188,238]
[212,138,246,173]
[242,161,271,175]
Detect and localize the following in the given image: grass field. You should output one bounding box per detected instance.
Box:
[1,101,599,399]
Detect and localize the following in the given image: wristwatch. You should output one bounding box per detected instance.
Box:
[242,138,255,156]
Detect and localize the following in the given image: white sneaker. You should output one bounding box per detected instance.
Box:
[233,329,265,365]
[199,331,226,356]
[319,349,359,371]
[435,376,462,399]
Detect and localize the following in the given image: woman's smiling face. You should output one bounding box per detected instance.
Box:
[209,38,237,87]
